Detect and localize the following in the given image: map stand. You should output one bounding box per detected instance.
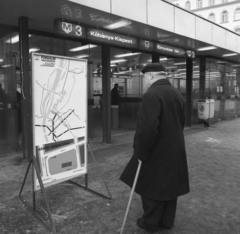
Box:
[19,144,112,233]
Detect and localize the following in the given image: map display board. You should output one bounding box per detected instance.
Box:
[32,53,87,191]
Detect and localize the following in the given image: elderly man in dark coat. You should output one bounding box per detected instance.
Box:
[119,63,190,233]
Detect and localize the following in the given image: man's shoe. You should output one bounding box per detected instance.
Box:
[162,224,172,230]
[159,222,173,230]
[137,218,159,233]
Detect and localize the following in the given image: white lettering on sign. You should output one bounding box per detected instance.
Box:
[157,44,173,52]
[90,30,133,44]
[75,25,82,36]
[62,22,72,34]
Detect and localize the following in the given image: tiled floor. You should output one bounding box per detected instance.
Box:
[1,119,240,233]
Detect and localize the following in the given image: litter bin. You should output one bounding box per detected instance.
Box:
[111,105,119,129]
[198,99,215,120]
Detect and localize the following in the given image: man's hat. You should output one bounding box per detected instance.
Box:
[141,63,166,74]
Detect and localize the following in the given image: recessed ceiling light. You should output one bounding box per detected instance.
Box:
[0,59,3,62]
[110,59,127,64]
[173,62,186,65]
[75,54,89,59]
[104,19,131,30]
[222,53,238,57]
[197,46,217,51]
[6,34,31,44]
[166,66,178,70]
[115,52,140,58]
[29,48,40,53]
[69,44,97,52]
[178,68,186,71]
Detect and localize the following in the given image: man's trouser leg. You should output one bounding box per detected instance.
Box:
[141,196,177,229]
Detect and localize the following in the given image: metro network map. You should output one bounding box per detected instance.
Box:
[33,54,87,145]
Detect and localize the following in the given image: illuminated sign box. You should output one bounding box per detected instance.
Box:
[87,28,138,48]
[155,43,185,57]
[54,20,190,58]
[139,40,155,51]
[54,20,87,38]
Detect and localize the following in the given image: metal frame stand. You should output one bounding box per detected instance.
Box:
[19,156,56,233]
[19,143,112,233]
[69,144,112,200]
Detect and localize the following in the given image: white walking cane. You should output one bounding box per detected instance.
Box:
[120,160,142,234]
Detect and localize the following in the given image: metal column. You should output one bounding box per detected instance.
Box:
[102,45,111,144]
[19,16,33,160]
[199,58,206,99]
[186,58,193,127]
[152,53,159,63]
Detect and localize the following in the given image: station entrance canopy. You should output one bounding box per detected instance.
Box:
[0,0,239,65]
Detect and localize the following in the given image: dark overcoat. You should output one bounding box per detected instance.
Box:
[119,79,190,201]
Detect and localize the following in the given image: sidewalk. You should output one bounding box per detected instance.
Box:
[1,119,240,234]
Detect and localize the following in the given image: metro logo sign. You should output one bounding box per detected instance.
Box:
[186,50,195,59]
[54,20,86,38]
[62,22,72,34]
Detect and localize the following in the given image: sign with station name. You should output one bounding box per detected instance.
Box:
[87,28,138,48]
[155,43,185,56]
[54,20,87,38]
[54,20,191,58]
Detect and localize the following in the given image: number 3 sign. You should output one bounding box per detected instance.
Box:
[54,20,86,38]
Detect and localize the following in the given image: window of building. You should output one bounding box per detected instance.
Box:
[209,13,215,22]
[185,1,191,10]
[197,0,202,9]
[209,0,215,6]
[235,26,240,34]
[221,10,228,23]
[235,8,240,20]
[221,0,228,3]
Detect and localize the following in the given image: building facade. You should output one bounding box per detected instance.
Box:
[169,0,240,34]
[0,0,240,158]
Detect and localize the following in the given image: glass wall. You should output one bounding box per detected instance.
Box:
[191,58,240,123]
[0,27,20,155]
[205,58,240,122]
[160,57,187,99]
[109,48,151,129]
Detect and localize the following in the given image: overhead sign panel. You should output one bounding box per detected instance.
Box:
[87,28,138,48]
[54,20,188,58]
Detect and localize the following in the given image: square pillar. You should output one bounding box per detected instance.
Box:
[186,58,193,126]
[102,45,111,144]
[19,16,33,160]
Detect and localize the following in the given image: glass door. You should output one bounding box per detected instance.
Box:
[0,28,20,155]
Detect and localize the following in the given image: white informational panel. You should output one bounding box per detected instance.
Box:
[32,53,88,191]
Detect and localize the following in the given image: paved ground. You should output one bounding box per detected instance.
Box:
[0,119,240,234]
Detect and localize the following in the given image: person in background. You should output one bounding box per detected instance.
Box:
[99,94,102,111]
[0,83,6,102]
[111,83,121,106]
[120,63,190,233]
